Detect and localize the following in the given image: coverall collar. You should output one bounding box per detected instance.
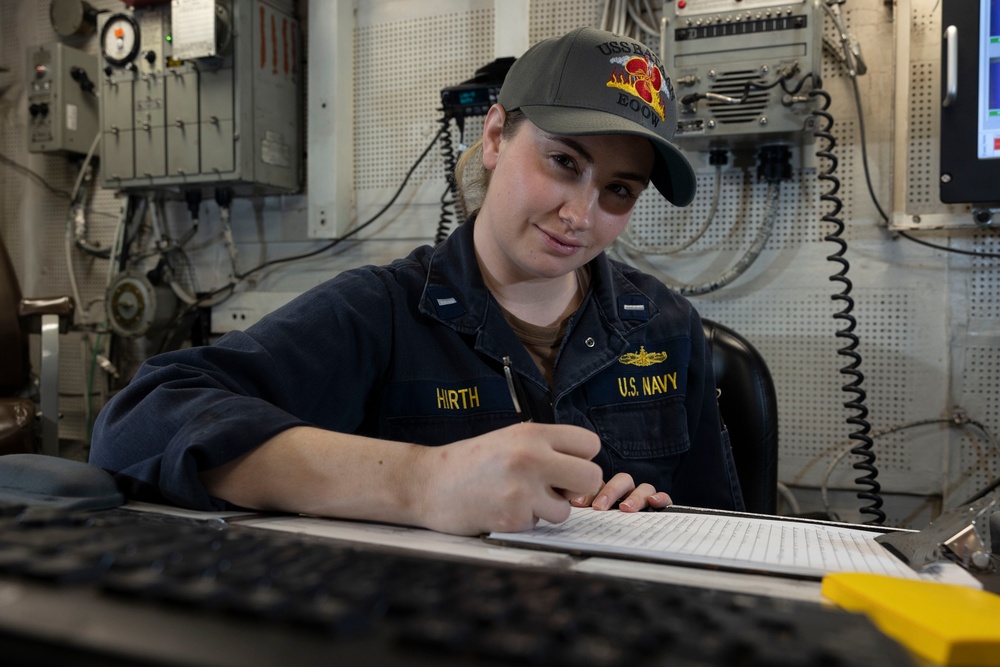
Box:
[418,217,663,374]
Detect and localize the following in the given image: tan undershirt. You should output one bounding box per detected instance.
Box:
[497,266,591,387]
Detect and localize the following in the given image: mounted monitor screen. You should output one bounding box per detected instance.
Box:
[940,0,1000,205]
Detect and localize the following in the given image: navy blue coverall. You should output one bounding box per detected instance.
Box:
[91,218,744,513]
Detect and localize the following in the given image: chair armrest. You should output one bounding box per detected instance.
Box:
[18,297,75,334]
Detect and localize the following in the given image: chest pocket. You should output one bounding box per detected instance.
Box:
[385,411,519,446]
[382,376,519,446]
[589,395,690,460]
[583,336,692,459]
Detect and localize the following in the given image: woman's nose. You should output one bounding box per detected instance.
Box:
[559,186,598,231]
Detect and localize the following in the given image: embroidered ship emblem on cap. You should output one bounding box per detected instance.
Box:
[619,346,668,367]
[607,56,667,122]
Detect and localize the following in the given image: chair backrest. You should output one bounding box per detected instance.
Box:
[702,318,778,514]
[0,235,29,395]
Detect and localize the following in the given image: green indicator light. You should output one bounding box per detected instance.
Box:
[166,35,172,42]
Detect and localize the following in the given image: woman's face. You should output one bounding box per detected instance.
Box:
[475,106,655,284]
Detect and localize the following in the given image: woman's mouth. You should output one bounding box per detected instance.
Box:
[539,228,583,256]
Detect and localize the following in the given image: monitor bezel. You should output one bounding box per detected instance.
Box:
[939,0,1000,205]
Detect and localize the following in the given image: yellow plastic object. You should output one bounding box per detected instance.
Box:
[822,573,1000,666]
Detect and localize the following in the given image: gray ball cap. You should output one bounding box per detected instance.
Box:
[498,27,697,206]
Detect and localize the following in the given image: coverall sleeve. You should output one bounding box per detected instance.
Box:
[90,268,396,510]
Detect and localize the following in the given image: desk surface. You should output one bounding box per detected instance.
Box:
[230,510,828,603]
[0,502,940,667]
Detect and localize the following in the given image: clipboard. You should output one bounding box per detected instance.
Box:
[484,506,982,586]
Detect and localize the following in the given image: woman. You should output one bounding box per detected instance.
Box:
[90,27,743,536]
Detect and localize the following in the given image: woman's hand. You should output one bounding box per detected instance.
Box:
[203,422,605,538]
[568,472,672,512]
[415,422,605,535]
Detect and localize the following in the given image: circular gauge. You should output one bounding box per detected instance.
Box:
[101,13,140,67]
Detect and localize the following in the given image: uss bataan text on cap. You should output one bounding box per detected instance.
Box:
[499,27,697,207]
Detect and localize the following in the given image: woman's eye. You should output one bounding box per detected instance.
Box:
[551,154,576,171]
[609,184,638,200]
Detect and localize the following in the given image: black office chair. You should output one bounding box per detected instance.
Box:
[0,234,74,457]
[702,318,778,514]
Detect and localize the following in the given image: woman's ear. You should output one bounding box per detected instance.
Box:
[481,104,506,170]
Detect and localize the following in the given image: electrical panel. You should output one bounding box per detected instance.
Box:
[27,42,100,155]
[97,0,301,194]
[663,0,823,152]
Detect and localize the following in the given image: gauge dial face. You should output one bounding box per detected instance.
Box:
[101,13,140,67]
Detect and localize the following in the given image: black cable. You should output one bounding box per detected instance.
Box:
[681,67,797,107]
[175,189,203,249]
[75,240,111,259]
[435,112,461,245]
[0,152,72,199]
[895,231,1000,258]
[846,76,889,225]
[228,128,441,283]
[155,126,445,350]
[811,86,886,525]
[781,71,818,96]
[118,195,143,273]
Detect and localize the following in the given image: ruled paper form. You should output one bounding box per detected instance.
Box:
[489,507,919,580]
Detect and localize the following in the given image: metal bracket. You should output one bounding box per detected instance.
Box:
[876,492,999,573]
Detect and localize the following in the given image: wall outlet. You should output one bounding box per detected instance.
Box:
[211,292,298,333]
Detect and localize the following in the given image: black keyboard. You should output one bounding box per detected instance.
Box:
[0,504,918,667]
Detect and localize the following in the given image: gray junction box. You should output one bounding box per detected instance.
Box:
[28,42,100,155]
[97,0,301,195]
[663,0,824,153]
